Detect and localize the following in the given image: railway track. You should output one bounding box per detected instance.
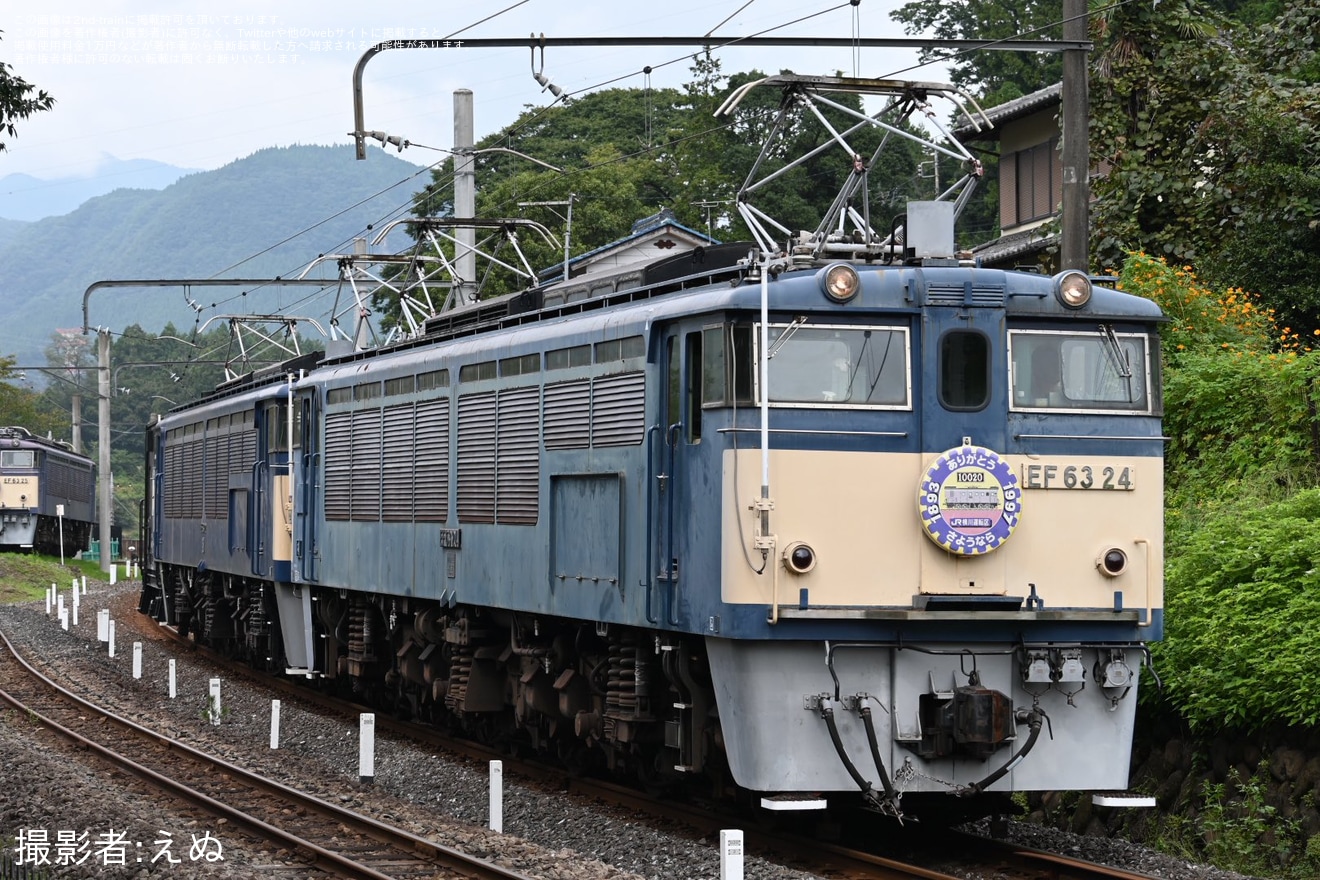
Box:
[123,602,1166,880]
[0,624,539,880]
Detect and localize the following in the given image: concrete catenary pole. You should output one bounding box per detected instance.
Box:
[1060,0,1091,272]
[71,394,82,454]
[454,89,477,307]
[97,328,112,574]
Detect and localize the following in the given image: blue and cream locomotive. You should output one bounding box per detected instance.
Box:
[140,76,1163,818]
[0,426,96,555]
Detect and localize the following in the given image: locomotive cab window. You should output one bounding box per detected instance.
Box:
[940,330,989,411]
[754,323,910,408]
[1009,330,1153,413]
[686,330,703,442]
[700,324,754,407]
[702,325,726,407]
[264,402,302,452]
[1,450,35,468]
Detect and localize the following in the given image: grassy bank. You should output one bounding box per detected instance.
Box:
[0,553,103,604]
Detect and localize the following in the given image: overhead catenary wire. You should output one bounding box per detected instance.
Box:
[194,2,926,324]
[175,0,1109,346]
[156,0,538,319]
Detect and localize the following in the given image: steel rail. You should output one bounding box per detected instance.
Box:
[0,626,535,880]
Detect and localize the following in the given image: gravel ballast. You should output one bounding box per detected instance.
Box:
[0,577,1263,880]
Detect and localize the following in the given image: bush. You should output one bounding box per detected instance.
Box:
[1157,489,1320,729]
[1116,256,1320,731]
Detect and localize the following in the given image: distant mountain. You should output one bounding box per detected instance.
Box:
[0,155,202,222]
[0,144,427,366]
[0,217,26,252]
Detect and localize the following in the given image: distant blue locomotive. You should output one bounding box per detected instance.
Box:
[0,426,96,555]
[139,76,1164,818]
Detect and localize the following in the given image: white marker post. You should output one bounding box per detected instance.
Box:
[57,504,65,564]
[45,584,52,616]
[109,564,116,586]
[108,619,116,657]
[720,830,745,880]
[270,700,281,749]
[59,607,68,631]
[209,678,221,725]
[97,609,108,642]
[81,575,87,596]
[72,601,78,627]
[359,713,375,784]
[168,659,176,699]
[132,642,142,679]
[72,582,79,609]
[489,760,504,833]
[57,594,64,622]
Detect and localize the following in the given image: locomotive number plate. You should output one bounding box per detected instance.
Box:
[1020,463,1134,491]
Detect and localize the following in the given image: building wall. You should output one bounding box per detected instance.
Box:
[999,110,1063,232]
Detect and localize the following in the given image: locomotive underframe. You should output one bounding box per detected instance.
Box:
[144,558,1142,808]
[145,559,725,791]
[0,511,95,556]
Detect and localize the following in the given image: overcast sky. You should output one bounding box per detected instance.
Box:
[2,0,947,186]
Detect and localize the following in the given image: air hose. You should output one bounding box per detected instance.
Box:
[963,707,1046,796]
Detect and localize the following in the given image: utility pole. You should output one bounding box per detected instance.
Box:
[71,394,82,454]
[97,329,112,574]
[453,89,477,307]
[1060,0,1090,271]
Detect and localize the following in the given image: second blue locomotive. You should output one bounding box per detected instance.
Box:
[0,426,96,556]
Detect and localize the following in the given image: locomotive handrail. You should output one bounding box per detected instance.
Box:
[1134,537,1155,628]
[718,428,908,437]
[1013,433,1170,441]
[251,460,268,577]
[665,422,682,627]
[642,425,659,625]
[777,607,1143,621]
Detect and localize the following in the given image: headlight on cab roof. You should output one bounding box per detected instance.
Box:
[818,263,860,303]
[1054,269,1092,309]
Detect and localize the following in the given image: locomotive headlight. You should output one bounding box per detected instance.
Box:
[783,541,817,574]
[1097,547,1128,577]
[1054,269,1092,309]
[818,263,860,303]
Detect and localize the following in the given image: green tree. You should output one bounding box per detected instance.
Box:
[0,31,54,151]
[0,353,69,439]
[1089,0,1233,267]
[1090,0,1320,330]
[890,0,1063,104]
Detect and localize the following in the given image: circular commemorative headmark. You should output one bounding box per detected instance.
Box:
[917,445,1021,555]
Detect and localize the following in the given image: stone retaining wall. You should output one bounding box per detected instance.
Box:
[1026,713,1320,871]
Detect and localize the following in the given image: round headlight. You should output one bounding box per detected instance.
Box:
[819,263,860,303]
[1054,270,1092,309]
[1097,547,1128,577]
[783,541,817,574]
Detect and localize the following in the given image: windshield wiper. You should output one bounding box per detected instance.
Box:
[767,315,809,359]
[1099,324,1132,379]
